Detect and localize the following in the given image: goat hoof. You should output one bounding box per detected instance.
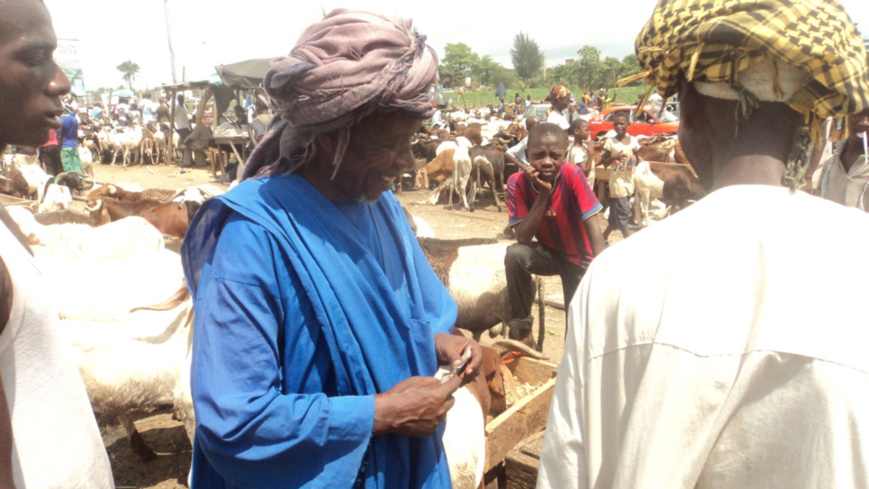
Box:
[129,431,158,461]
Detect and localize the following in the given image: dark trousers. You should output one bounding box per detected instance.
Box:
[608,196,631,236]
[504,242,584,333]
[39,145,62,176]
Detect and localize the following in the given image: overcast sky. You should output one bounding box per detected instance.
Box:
[42,0,869,91]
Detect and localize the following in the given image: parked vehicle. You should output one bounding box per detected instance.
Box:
[589,105,679,139]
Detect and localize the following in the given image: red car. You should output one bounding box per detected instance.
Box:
[588,105,679,139]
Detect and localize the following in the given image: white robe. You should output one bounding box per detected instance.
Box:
[538,185,869,489]
[0,222,114,488]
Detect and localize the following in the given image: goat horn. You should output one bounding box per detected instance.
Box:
[84,198,102,212]
[493,339,550,360]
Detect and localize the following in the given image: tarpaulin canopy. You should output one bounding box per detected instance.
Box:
[215,58,272,89]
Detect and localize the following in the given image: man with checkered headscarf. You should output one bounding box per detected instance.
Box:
[538,1,869,488]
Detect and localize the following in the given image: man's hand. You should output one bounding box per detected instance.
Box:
[523,165,552,194]
[434,333,483,381]
[373,375,461,437]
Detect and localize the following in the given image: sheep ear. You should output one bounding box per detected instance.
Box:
[488,365,506,397]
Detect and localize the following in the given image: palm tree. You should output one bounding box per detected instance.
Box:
[116,60,140,90]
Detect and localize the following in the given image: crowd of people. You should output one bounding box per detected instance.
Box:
[1,0,869,488]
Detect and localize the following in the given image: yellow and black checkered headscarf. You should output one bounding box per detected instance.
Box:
[624,0,869,189]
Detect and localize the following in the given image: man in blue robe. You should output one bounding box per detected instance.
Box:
[182,9,482,489]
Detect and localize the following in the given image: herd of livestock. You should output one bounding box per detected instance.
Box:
[0,103,707,487]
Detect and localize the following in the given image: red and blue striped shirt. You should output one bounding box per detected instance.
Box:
[507,163,602,268]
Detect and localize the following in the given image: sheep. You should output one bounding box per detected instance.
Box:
[449,146,473,211]
[58,285,194,461]
[17,163,50,201]
[417,238,548,350]
[439,341,545,489]
[36,248,184,321]
[37,181,72,213]
[6,206,165,260]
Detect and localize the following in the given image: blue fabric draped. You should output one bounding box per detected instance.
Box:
[182,174,457,488]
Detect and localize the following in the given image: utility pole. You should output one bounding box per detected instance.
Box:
[163,0,177,83]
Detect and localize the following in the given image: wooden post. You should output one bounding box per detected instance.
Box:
[195,85,212,126]
[167,89,177,163]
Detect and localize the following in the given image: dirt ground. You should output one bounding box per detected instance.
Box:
[88,162,619,488]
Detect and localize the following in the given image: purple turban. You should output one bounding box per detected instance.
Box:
[243,9,439,180]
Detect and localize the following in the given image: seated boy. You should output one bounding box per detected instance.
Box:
[505,123,605,347]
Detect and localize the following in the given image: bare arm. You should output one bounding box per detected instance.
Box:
[578,144,593,176]
[0,374,14,489]
[514,166,552,245]
[0,258,14,489]
[584,215,605,257]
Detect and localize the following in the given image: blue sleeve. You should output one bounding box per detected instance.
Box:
[191,214,374,487]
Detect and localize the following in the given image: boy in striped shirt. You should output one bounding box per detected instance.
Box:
[505,122,605,347]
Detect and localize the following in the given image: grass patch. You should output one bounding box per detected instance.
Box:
[442,84,652,108]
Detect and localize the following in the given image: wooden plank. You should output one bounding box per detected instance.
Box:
[484,377,555,473]
[595,165,610,181]
[508,357,557,387]
[505,431,546,489]
[0,194,34,207]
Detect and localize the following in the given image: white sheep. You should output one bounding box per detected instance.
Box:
[36,248,184,321]
[58,287,193,461]
[417,238,546,345]
[6,207,164,260]
[37,182,72,213]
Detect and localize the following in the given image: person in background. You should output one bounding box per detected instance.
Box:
[546,85,571,131]
[538,0,869,487]
[568,118,595,188]
[599,111,639,241]
[59,106,83,175]
[817,108,869,209]
[156,98,171,123]
[525,94,532,112]
[515,92,523,114]
[114,96,131,125]
[0,0,115,486]
[504,122,604,348]
[89,102,104,121]
[140,92,157,123]
[232,104,247,127]
[506,116,541,167]
[589,90,601,111]
[180,115,211,168]
[39,128,63,176]
[240,97,275,180]
[128,102,142,124]
[174,93,191,164]
[181,9,482,488]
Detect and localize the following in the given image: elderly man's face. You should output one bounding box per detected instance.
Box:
[319,112,421,203]
[0,0,70,147]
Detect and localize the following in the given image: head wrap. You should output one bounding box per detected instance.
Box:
[624,0,869,189]
[243,9,438,180]
[547,86,570,102]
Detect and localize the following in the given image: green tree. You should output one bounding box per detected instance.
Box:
[575,46,602,90]
[442,43,480,82]
[548,63,574,87]
[438,65,461,89]
[474,55,502,86]
[618,54,642,84]
[116,60,140,90]
[511,32,544,85]
[598,56,622,89]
